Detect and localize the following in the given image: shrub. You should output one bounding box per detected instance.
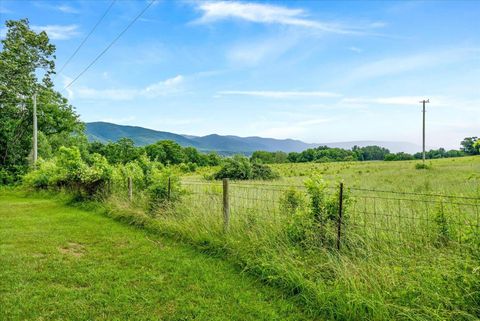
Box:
[148,170,183,212]
[214,155,278,180]
[23,146,112,198]
[279,188,306,216]
[415,162,432,170]
[251,162,279,180]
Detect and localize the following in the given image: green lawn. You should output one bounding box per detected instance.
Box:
[0,191,309,321]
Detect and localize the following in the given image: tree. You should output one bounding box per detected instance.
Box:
[103,138,142,164]
[0,19,81,178]
[461,137,479,155]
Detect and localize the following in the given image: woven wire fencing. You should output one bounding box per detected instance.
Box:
[177,179,480,252]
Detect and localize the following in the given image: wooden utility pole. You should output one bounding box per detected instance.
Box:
[33,93,38,164]
[420,99,430,164]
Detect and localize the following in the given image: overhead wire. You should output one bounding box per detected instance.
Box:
[63,0,156,90]
[56,0,117,78]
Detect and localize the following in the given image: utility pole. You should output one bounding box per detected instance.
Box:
[420,99,430,164]
[33,92,38,164]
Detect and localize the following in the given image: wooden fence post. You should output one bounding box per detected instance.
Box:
[223,178,230,232]
[128,177,133,202]
[167,177,171,201]
[336,182,344,251]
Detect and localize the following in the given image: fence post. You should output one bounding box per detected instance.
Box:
[167,177,171,201]
[336,182,344,251]
[128,177,133,202]
[223,178,230,232]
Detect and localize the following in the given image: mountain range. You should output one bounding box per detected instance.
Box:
[85,122,421,154]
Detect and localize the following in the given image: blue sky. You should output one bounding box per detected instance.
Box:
[1,0,479,149]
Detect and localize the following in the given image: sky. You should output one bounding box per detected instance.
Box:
[1,0,479,149]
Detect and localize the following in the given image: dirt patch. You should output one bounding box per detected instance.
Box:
[58,242,85,257]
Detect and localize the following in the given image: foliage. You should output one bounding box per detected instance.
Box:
[0,19,81,180]
[415,162,432,170]
[214,155,278,180]
[23,146,112,197]
[384,152,415,161]
[353,145,390,161]
[279,188,306,216]
[251,151,288,164]
[148,170,183,212]
[461,137,479,155]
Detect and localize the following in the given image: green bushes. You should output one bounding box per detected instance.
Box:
[214,155,279,180]
[23,146,112,198]
[148,170,183,212]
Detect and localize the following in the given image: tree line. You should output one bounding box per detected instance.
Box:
[251,140,479,164]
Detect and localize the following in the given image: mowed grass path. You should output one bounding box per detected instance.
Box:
[0,191,308,321]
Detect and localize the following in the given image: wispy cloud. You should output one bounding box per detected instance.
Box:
[348,46,363,53]
[218,90,340,98]
[0,6,12,14]
[345,48,479,82]
[342,96,424,106]
[254,117,334,138]
[32,25,80,40]
[57,5,80,14]
[341,96,480,111]
[193,1,378,35]
[66,75,184,100]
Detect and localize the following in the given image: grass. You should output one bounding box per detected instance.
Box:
[10,156,480,320]
[166,156,480,320]
[0,190,310,321]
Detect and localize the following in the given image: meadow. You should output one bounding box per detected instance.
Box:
[109,156,480,320]
[12,155,480,320]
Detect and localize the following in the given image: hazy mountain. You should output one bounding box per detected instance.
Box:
[86,122,420,154]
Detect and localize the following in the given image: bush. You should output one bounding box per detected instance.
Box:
[251,162,279,180]
[148,170,183,212]
[285,175,347,249]
[415,162,432,170]
[214,155,278,180]
[23,146,112,198]
[279,188,306,216]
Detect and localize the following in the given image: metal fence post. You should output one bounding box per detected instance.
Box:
[337,182,344,251]
[223,178,230,232]
[167,177,171,201]
[128,177,133,202]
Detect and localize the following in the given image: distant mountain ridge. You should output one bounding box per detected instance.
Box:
[85,122,420,154]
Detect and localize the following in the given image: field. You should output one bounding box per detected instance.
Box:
[4,156,480,320]
[0,191,309,320]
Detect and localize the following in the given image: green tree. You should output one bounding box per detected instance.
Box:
[0,19,81,178]
[461,137,479,155]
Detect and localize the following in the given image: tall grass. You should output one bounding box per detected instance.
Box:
[102,157,480,320]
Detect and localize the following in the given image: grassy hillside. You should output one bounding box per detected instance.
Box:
[0,191,309,320]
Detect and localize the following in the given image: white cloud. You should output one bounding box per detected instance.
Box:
[194,1,373,35]
[32,25,80,40]
[218,90,340,98]
[342,96,424,106]
[57,5,79,14]
[254,117,334,138]
[66,75,184,101]
[346,48,479,82]
[0,6,12,14]
[348,46,363,53]
[227,34,300,65]
[341,96,480,111]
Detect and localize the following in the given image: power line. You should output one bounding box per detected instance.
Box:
[63,0,156,90]
[56,0,117,77]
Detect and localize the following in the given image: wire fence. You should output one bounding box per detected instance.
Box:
[179,178,480,252]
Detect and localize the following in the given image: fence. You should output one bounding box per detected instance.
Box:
[127,177,480,252]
